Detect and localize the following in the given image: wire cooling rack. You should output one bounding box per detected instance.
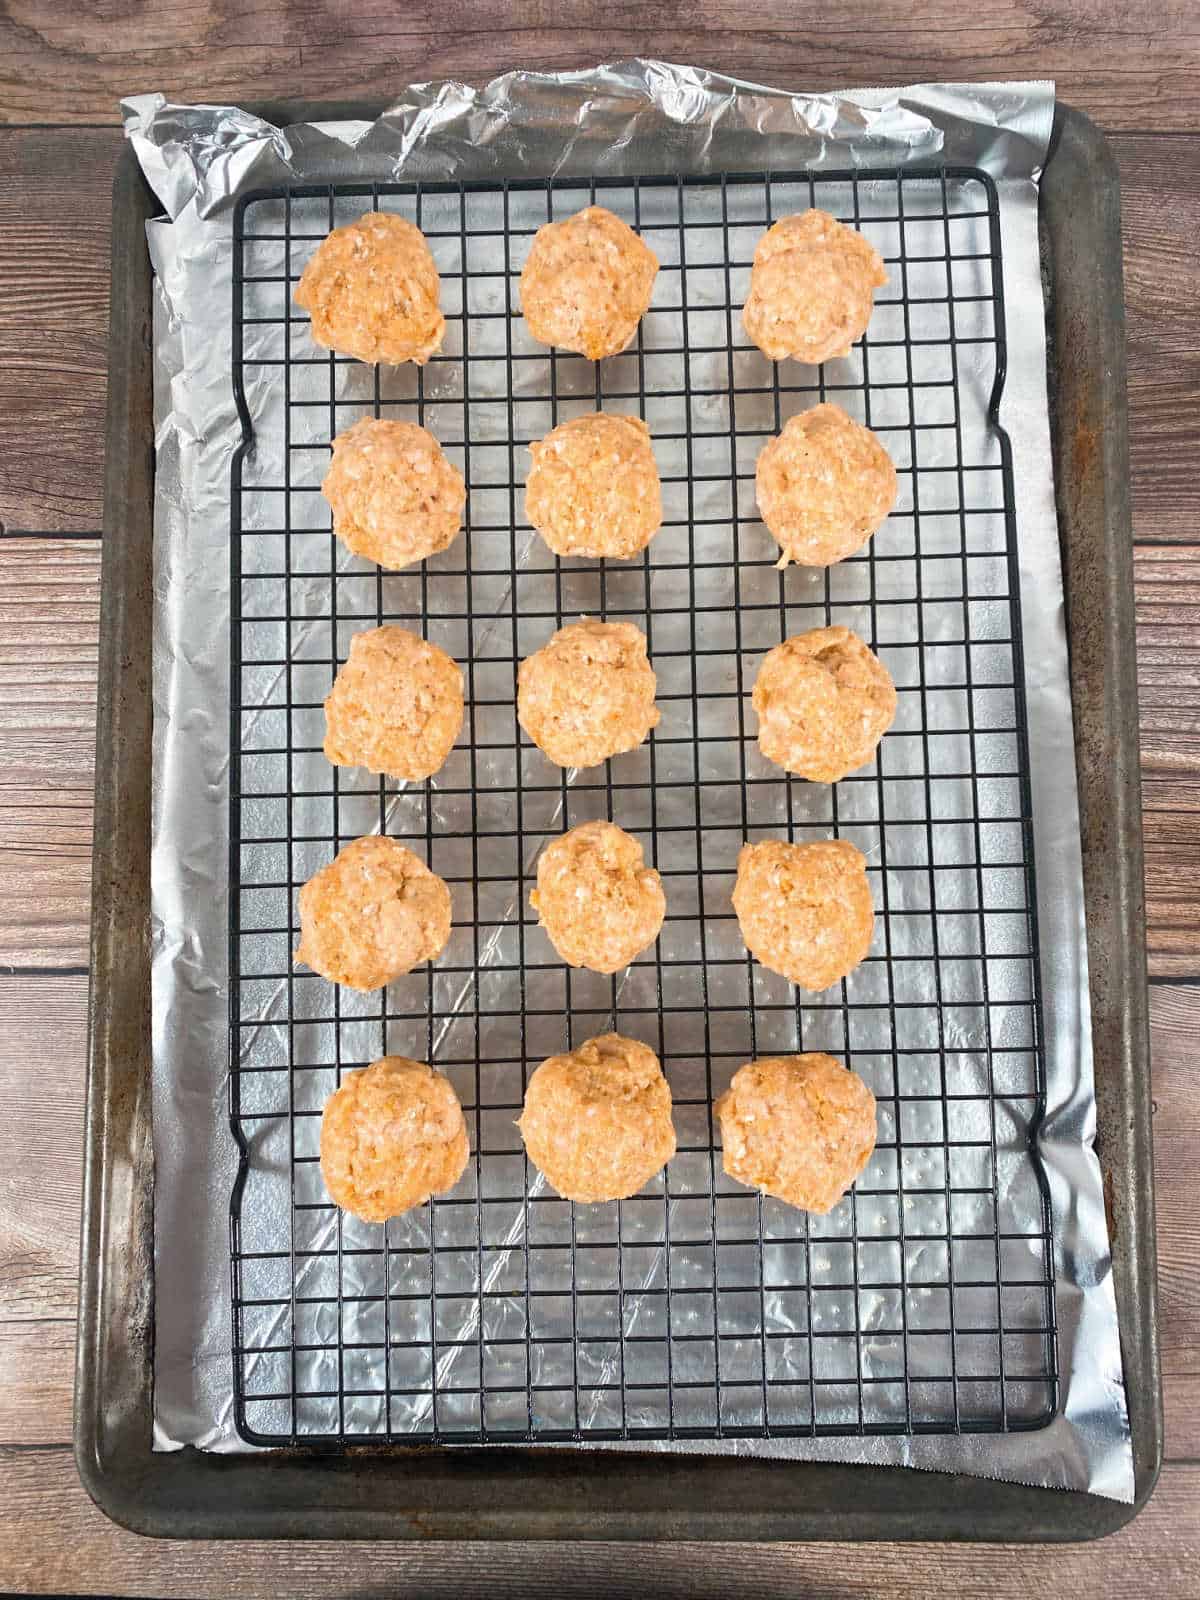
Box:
[228,167,1058,1446]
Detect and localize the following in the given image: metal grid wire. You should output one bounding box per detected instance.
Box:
[228,167,1059,1446]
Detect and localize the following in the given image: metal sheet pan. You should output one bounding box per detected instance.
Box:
[75,100,1160,1542]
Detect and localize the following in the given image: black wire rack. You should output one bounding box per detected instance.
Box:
[228,167,1058,1447]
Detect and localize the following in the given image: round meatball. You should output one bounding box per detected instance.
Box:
[320,1056,469,1222]
[742,209,886,364]
[526,412,661,560]
[294,211,445,366]
[518,1032,675,1203]
[323,625,463,782]
[295,835,451,991]
[518,619,659,769]
[531,820,665,973]
[715,1053,877,1214]
[755,403,897,568]
[753,626,897,782]
[322,417,465,570]
[520,205,658,360]
[732,838,874,991]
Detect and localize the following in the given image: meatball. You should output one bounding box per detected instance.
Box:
[520,205,658,360]
[755,402,898,568]
[322,416,465,570]
[294,211,445,365]
[715,1052,877,1213]
[742,209,886,364]
[323,625,463,782]
[517,618,659,769]
[732,837,874,991]
[320,1057,469,1222]
[752,626,896,782]
[295,835,451,991]
[531,820,665,973]
[518,1032,675,1203]
[525,411,662,559]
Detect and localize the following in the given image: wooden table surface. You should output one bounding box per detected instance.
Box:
[1,4,1197,1594]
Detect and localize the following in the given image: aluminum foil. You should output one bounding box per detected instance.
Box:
[128,63,1134,1501]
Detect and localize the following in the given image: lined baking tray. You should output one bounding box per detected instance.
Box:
[77,101,1159,1540]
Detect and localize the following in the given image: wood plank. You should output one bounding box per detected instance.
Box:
[0,130,119,533]
[1,1,1199,130]
[1156,1132,1200,1376]
[1150,984,1200,1379]
[1142,774,1200,813]
[0,1447,1195,1597]
[1133,547,1200,977]
[1142,812,1200,980]
[0,1321,72,1446]
[0,537,97,968]
[1163,1371,1200,1464]
[1134,548,1200,767]
[0,973,86,1322]
[1119,136,1200,545]
[1148,984,1200,1134]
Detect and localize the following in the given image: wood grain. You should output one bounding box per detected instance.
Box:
[0,973,85,1324]
[0,1320,73,1445]
[1119,137,1200,546]
[1163,1373,1200,1465]
[1135,547,1200,977]
[1135,548,1200,765]
[0,130,119,533]
[1,0,1200,131]
[0,538,97,968]
[1150,982,1200,1381]
[0,1448,1198,1598]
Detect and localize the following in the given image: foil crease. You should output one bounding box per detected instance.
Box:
[128,62,1134,1501]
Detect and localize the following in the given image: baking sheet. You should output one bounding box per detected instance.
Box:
[127,64,1134,1500]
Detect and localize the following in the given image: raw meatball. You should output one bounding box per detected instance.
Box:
[753,626,897,782]
[525,412,661,559]
[294,211,445,366]
[531,820,665,973]
[715,1053,877,1214]
[520,205,658,360]
[518,1032,675,1203]
[742,209,886,364]
[324,625,463,781]
[295,835,451,991]
[755,402,897,568]
[518,619,659,769]
[322,417,465,570]
[732,838,874,991]
[320,1056,469,1222]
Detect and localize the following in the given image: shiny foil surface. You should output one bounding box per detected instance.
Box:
[127,64,1133,1500]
